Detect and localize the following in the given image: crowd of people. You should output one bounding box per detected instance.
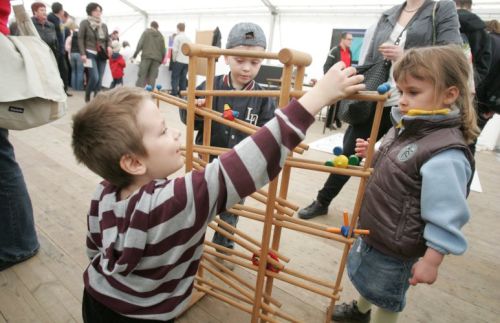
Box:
[7,1,192,103]
[1,0,499,323]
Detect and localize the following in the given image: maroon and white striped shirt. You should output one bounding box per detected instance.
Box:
[83,99,314,320]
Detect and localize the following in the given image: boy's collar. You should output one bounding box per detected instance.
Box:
[224,73,255,91]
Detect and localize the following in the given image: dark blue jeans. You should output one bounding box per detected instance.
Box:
[0,129,39,265]
[170,61,188,97]
[85,52,107,99]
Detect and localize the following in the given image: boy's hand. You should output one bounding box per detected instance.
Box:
[354,138,369,158]
[409,248,444,286]
[299,62,365,117]
[195,99,206,107]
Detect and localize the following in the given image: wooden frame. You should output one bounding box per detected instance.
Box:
[152,43,387,323]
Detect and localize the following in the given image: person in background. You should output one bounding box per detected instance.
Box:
[78,2,110,102]
[132,21,166,88]
[120,40,133,62]
[454,0,492,155]
[323,31,353,130]
[67,18,84,91]
[170,22,191,97]
[0,0,40,272]
[109,40,126,88]
[30,2,58,59]
[48,2,71,96]
[298,0,463,220]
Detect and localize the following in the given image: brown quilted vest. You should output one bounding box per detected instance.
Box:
[359,116,474,259]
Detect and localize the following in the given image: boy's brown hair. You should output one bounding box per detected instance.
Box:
[393,45,480,144]
[72,87,150,188]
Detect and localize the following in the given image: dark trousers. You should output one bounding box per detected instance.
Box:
[54,51,69,91]
[110,78,123,89]
[170,62,188,97]
[316,107,393,206]
[82,289,175,323]
[0,129,39,266]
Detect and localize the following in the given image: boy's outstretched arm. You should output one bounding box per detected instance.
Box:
[298,62,364,117]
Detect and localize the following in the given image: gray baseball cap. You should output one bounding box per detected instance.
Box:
[226,22,267,49]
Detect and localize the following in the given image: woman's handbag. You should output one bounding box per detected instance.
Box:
[0,5,66,130]
[337,60,391,125]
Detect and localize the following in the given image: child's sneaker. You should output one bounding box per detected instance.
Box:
[332,300,371,322]
[215,251,235,271]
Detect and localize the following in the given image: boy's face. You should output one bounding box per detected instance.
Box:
[136,99,184,180]
[225,45,265,89]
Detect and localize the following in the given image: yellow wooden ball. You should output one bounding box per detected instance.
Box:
[333,155,349,168]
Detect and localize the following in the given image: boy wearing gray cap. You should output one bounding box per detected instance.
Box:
[180,22,276,269]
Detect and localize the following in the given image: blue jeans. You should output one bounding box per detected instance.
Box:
[170,62,188,96]
[85,52,107,99]
[70,52,84,90]
[347,238,417,312]
[212,199,245,249]
[0,129,39,264]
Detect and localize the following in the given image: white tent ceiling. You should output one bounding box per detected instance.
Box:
[13,0,500,78]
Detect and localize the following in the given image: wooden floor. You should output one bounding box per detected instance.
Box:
[1,91,499,323]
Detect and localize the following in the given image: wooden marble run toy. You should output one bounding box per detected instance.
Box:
[150,42,389,323]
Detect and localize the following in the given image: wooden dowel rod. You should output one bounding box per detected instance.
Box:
[185,89,281,97]
[273,213,328,232]
[208,223,260,256]
[250,192,294,217]
[195,276,292,321]
[285,160,372,177]
[265,271,338,300]
[199,261,255,301]
[273,219,352,244]
[278,48,312,66]
[204,248,338,300]
[232,204,266,215]
[195,276,252,304]
[213,218,290,263]
[201,251,282,308]
[182,43,279,60]
[204,240,253,261]
[256,189,299,211]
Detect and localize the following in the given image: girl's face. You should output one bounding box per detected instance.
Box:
[397,75,458,114]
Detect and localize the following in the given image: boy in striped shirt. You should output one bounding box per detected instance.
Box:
[71,62,364,322]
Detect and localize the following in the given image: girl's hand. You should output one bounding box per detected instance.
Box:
[354,138,369,158]
[378,43,404,62]
[81,55,87,63]
[409,248,444,286]
[195,98,206,107]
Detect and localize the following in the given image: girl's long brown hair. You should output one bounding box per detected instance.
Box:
[393,45,480,144]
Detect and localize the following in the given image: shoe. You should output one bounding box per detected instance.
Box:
[335,119,342,129]
[215,250,235,271]
[298,200,328,219]
[332,300,371,322]
[65,91,73,97]
[84,93,90,102]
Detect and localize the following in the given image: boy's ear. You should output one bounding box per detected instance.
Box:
[443,86,460,106]
[119,154,146,176]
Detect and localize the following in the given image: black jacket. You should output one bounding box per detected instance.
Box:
[457,9,492,86]
[477,32,500,114]
[323,45,351,74]
[179,74,276,149]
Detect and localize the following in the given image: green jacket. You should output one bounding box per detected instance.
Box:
[133,28,166,63]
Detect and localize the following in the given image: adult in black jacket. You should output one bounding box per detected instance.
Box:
[454,0,491,86]
[323,32,353,130]
[47,2,70,95]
